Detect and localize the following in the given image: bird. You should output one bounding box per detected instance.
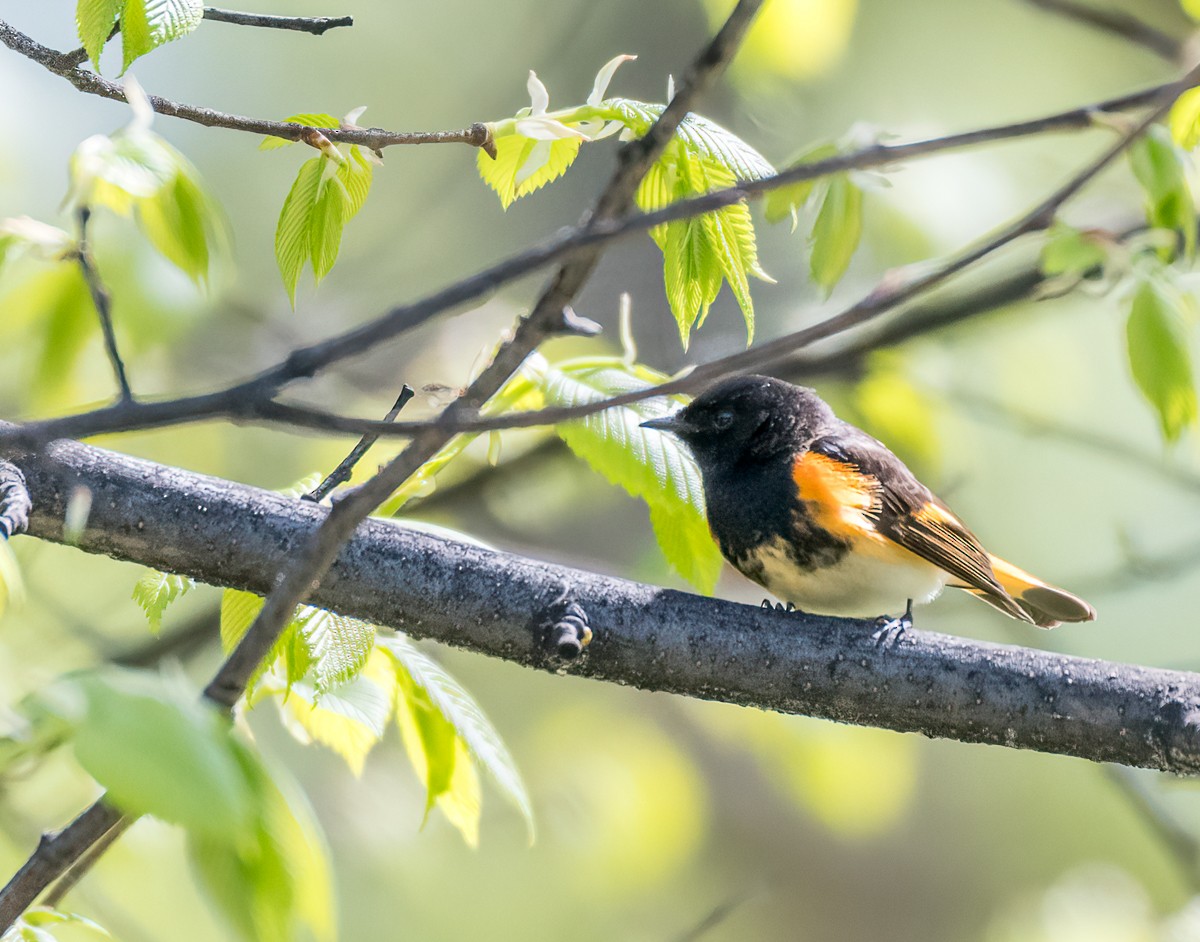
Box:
[640,374,1095,638]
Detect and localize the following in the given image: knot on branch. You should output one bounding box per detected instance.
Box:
[539,595,592,662]
[0,462,31,539]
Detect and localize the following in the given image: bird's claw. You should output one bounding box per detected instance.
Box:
[871,599,914,647]
[761,599,797,613]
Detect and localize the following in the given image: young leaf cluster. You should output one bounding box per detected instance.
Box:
[477,57,781,347]
[1036,111,1200,444]
[13,669,333,942]
[264,113,376,306]
[132,564,534,846]
[76,0,203,73]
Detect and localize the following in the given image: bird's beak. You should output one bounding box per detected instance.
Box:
[640,411,689,435]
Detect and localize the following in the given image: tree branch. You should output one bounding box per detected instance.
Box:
[0,19,491,152]
[10,434,1200,774]
[201,7,354,35]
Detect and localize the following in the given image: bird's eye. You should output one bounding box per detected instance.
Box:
[713,409,735,430]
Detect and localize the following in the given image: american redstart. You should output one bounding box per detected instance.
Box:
[641,374,1095,637]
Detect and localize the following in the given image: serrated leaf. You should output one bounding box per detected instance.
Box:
[810,174,863,292]
[64,670,255,839]
[298,608,375,695]
[378,634,530,843]
[607,99,775,182]
[1130,125,1197,261]
[190,744,334,942]
[259,113,340,151]
[534,359,723,592]
[477,133,582,209]
[308,175,348,283]
[338,146,373,218]
[132,569,193,634]
[393,664,461,827]
[120,0,204,73]
[279,661,393,776]
[76,0,123,70]
[274,156,324,306]
[220,588,264,653]
[1127,273,1198,441]
[1040,222,1110,277]
[763,140,838,226]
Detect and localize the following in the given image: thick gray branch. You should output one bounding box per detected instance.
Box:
[14,435,1200,774]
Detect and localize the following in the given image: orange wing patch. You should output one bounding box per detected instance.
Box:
[791,452,883,542]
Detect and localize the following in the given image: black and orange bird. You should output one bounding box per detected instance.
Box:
[641,374,1095,637]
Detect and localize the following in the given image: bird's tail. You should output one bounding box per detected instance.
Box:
[964,555,1096,628]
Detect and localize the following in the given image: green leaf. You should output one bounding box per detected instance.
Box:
[64,670,255,838]
[70,131,179,216]
[338,146,374,218]
[1040,222,1110,277]
[189,745,334,942]
[9,908,113,941]
[1184,0,1200,21]
[76,0,123,70]
[393,666,461,826]
[1129,125,1197,261]
[132,569,193,634]
[308,175,348,283]
[120,0,204,73]
[378,634,531,842]
[274,156,324,306]
[477,134,582,209]
[280,661,393,775]
[259,113,340,151]
[297,608,376,695]
[607,99,775,181]
[763,140,838,226]
[533,358,723,593]
[1126,272,1198,441]
[810,174,863,292]
[135,165,223,284]
[220,588,264,654]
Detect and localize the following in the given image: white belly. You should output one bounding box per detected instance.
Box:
[747,535,948,618]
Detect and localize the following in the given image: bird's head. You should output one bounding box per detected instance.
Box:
[641,374,832,472]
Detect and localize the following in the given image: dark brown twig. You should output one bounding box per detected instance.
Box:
[74,208,132,403]
[1024,0,1186,61]
[0,20,491,152]
[2,68,1195,451]
[40,817,133,909]
[303,385,414,503]
[201,7,354,35]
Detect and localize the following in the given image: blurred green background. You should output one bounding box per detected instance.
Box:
[4,0,1200,939]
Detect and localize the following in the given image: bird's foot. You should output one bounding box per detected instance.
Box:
[871,599,914,646]
[761,599,798,614]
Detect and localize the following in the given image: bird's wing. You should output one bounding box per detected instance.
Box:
[804,433,1031,622]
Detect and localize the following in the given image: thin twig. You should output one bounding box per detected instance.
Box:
[40,817,133,909]
[1024,0,1186,61]
[74,208,132,403]
[0,20,491,152]
[202,7,354,35]
[303,385,414,503]
[1,68,1194,451]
